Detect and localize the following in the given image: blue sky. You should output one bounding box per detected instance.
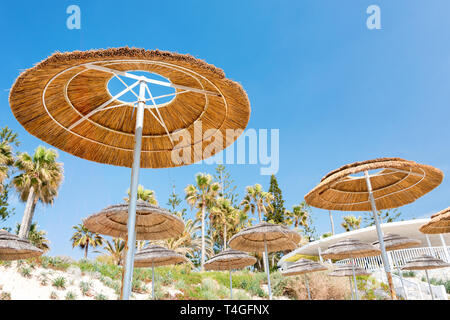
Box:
[1,1,450,259]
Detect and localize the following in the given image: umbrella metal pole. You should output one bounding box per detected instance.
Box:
[122,81,146,300]
[229,269,233,300]
[264,237,272,300]
[351,259,359,300]
[349,277,354,300]
[304,274,311,300]
[364,170,397,300]
[425,270,434,300]
[152,263,155,300]
[397,266,408,300]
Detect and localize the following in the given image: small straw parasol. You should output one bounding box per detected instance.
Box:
[9,47,250,300]
[402,254,450,300]
[204,249,256,299]
[0,230,43,261]
[281,259,327,300]
[329,264,371,300]
[322,238,380,300]
[228,222,301,300]
[372,233,421,300]
[128,245,187,299]
[419,207,450,235]
[83,201,185,240]
[305,157,444,299]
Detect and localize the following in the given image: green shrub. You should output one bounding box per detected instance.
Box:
[65,291,77,300]
[79,281,92,296]
[19,266,32,278]
[52,276,66,290]
[94,293,108,300]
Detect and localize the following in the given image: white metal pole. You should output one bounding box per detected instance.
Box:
[397,266,408,300]
[152,263,155,300]
[425,269,434,300]
[318,247,324,264]
[351,259,359,300]
[264,237,272,300]
[349,277,354,300]
[304,274,311,300]
[229,269,233,300]
[439,234,450,263]
[121,81,146,300]
[364,170,397,300]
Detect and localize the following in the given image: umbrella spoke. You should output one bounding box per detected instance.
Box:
[145,83,174,147]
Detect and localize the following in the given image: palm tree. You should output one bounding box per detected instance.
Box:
[13,146,64,238]
[0,142,14,189]
[341,215,362,232]
[286,203,309,230]
[210,197,241,250]
[98,238,126,266]
[70,224,103,259]
[15,222,50,252]
[124,184,158,205]
[240,184,274,273]
[185,173,220,271]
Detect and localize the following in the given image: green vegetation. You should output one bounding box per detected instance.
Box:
[52,276,67,290]
[94,293,108,300]
[19,266,32,278]
[65,291,77,300]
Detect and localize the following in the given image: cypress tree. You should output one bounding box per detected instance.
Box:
[266,175,285,224]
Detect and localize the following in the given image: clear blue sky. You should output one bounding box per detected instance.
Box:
[1,1,450,259]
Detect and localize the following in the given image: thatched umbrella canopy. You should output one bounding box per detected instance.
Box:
[321,238,381,260]
[372,233,421,251]
[204,249,256,299]
[329,264,371,300]
[402,254,450,300]
[282,259,328,300]
[9,47,250,169]
[228,222,300,253]
[228,222,300,300]
[129,245,187,300]
[0,230,43,261]
[83,201,184,240]
[419,207,450,234]
[322,238,379,300]
[304,157,443,300]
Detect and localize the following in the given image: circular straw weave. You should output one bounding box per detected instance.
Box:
[419,207,450,234]
[328,264,371,277]
[322,238,381,260]
[401,254,450,271]
[204,249,257,271]
[305,158,443,211]
[0,230,43,261]
[83,201,184,240]
[228,222,301,253]
[281,259,328,276]
[131,245,187,268]
[9,47,251,168]
[372,233,421,251]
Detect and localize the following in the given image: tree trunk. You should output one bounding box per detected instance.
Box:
[329,211,335,235]
[18,186,37,239]
[85,240,89,259]
[201,198,206,271]
[223,223,227,250]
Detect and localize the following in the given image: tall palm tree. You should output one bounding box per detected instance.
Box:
[15,222,50,252]
[341,215,362,232]
[185,173,220,271]
[0,142,14,189]
[286,203,309,229]
[240,184,274,273]
[70,224,103,259]
[13,146,64,238]
[210,197,241,250]
[98,238,126,266]
[124,184,158,205]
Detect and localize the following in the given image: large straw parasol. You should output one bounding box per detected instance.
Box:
[204,249,256,299]
[129,245,187,299]
[372,233,421,300]
[83,201,185,240]
[329,264,371,300]
[9,47,250,300]
[419,207,450,235]
[322,238,380,300]
[0,230,43,261]
[402,254,450,300]
[281,259,327,300]
[229,222,301,299]
[305,157,444,299]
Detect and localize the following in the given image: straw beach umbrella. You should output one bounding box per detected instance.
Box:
[0,230,43,261]
[322,238,380,300]
[204,249,256,299]
[9,47,250,299]
[372,233,421,299]
[129,245,187,299]
[329,264,371,300]
[305,157,443,299]
[281,259,327,300]
[402,254,450,300]
[419,207,450,235]
[83,201,185,240]
[228,222,301,299]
